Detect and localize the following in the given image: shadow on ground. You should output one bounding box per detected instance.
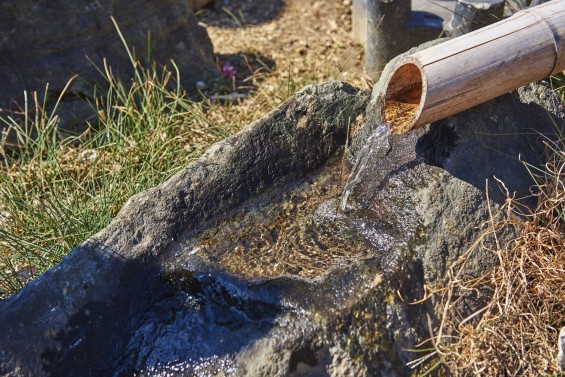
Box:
[197,0,284,28]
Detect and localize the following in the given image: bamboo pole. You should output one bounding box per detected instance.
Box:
[381,0,565,135]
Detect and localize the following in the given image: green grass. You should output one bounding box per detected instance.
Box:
[0,50,240,298]
[0,19,328,298]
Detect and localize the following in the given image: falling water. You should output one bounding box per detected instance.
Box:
[340,122,390,211]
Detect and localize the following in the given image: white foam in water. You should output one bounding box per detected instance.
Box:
[341,123,390,211]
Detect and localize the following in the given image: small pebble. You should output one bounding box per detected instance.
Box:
[196,80,208,91]
[79,149,98,162]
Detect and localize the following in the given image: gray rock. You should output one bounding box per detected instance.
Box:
[350,51,563,343]
[0,71,562,376]
[0,0,217,136]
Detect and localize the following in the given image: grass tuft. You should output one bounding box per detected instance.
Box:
[0,15,348,298]
[0,50,239,298]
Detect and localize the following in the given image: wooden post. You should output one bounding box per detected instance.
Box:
[352,0,444,80]
[359,0,412,79]
[381,0,565,135]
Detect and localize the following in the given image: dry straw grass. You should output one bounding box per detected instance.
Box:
[415,135,565,375]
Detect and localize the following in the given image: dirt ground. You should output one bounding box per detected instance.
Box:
[197,0,370,110]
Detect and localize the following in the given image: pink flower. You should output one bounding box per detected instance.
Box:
[221,62,236,80]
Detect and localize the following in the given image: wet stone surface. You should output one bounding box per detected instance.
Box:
[168,155,384,280]
[119,150,414,375]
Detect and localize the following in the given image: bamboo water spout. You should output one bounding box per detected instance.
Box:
[382,0,565,135]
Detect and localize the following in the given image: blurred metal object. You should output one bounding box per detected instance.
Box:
[445,0,505,36]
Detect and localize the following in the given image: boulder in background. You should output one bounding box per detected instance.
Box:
[0,0,218,135]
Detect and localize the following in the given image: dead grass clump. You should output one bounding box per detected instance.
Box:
[417,138,565,375]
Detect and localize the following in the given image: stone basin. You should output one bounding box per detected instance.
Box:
[0,61,563,376]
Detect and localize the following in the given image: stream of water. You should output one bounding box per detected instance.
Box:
[340,123,390,211]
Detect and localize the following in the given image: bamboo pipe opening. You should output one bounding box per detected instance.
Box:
[382,63,424,135]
